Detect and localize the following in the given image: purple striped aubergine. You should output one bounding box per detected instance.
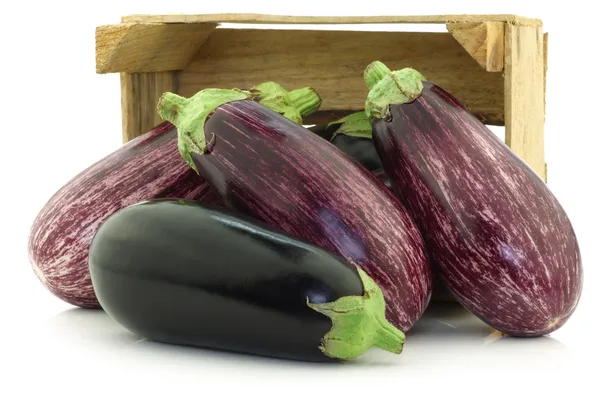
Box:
[363,61,583,336]
[157,86,433,332]
[28,122,221,308]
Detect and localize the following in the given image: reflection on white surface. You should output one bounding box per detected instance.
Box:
[9,299,586,400]
[38,300,571,371]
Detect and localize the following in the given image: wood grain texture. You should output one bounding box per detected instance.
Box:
[96,23,216,73]
[120,13,542,26]
[446,22,504,71]
[178,29,504,125]
[504,25,546,181]
[543,32,548,181]
[120,72,177,143]
[543,32,548,113]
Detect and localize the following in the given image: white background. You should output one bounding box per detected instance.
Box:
[1,1,597,399]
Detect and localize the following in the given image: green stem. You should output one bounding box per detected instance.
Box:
[307,266,405,360]
[363,61,427,121]
[288,87,322,118]
[156,93,190,126]
[249,82,320,124]
[157,88,251,173]
[327,111,373,141]
[156,82,320,174]
[363,61,391,90]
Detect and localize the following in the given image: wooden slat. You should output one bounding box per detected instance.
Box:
[504,25,546,181]
[543,32,548,181]
[178,29,505,125]
[543,32,548,113]
[120,72,177,142]
[96,23,217,73]
[446,22,504,71]
[120,13,542,27]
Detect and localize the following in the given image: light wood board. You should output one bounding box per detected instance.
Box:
[120,13,542,27]
[96,23,216,73]
[446,22,505,71]
[178,29,505,125]
[120,72,176,142]
[504,24,546,181]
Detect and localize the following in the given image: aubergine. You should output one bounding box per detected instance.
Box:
[27,122,221,308]
[309,123,390,189]
[362,61,583,336]
[88,199,405,362]
[156,85,432,333]
[308,113,383,172]
[27,84,321,309]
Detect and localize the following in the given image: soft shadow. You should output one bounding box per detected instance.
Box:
[42,307,383,370]
[484,334,569,352]
[406,301,497,342]
[402,301,568,357]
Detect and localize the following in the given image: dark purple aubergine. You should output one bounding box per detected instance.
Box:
[88,199,405,362]
[308,113,383,172]
[28,122,221,308]
[362,61,583,336]
[157,85,433,332]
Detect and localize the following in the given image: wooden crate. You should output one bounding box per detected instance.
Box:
[95,13,548,181]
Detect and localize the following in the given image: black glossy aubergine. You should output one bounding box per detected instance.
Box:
[308,113,384,172]
[88,199,405,362]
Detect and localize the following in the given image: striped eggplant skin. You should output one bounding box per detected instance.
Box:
[371,81,583,336]
[187,100,433,332]
[28,122,221,308]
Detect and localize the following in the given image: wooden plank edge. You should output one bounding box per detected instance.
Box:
[96,22,217,74]
[543,32,548,116]
[504,24,546,181]
[119,13,542,27]
[543,31,548,182]
[446,22,504,71]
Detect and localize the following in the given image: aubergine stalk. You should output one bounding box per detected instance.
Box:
[88,199,405,362]
[362,61,583,337]
[156,83,432,333]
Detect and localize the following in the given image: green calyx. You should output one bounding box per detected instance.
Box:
[307,266,405,360]
[288,87,323,118]
[156,82,322,173]
[249,82,322,125]
[363,61,427,121]
[327,111,373,141]
[157,88,250,173]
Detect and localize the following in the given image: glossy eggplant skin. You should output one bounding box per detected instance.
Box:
[371,81,583,336]
[308,124,383,171]
[187,100,432,332]
[88,199,364,362]
[331,135,383,172]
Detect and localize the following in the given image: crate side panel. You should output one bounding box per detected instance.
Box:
[179,29,504,125]
[121,71,177,143]
[504,25,546,181]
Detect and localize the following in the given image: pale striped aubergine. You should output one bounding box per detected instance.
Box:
[157,87,433,332]
[28,122,221,308]
[363,62,583,336]
[312,117,456,303]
